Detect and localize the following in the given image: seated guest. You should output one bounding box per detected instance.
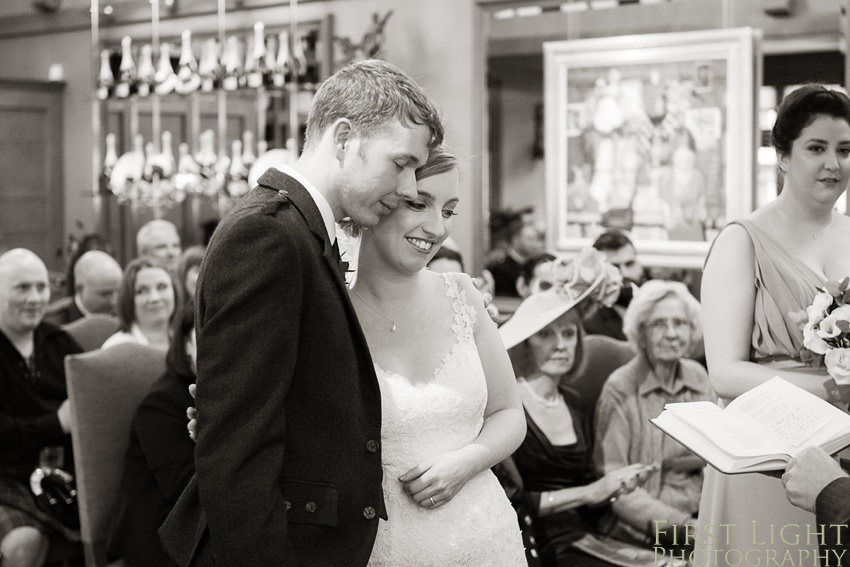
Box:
[107,304,196,567]
[486,214,544,297]
[0,249,83,565]
[516,253,556,298]
[136,220,182,271]
[102,257,175,351]
[593,280,712,549]
[175,245,205,308]
[63,233,112,298]
[584,230,645,341]
[46,250,123,325]
[427,246,464,274]
[499,249,655,567]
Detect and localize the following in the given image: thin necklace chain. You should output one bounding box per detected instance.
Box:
[351,282,421,332]
[775,201,835,240]
[519,378,561,408]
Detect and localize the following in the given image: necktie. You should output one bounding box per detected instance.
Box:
[331,238,341,262]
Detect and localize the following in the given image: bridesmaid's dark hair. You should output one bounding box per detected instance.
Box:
[771,84,850,156]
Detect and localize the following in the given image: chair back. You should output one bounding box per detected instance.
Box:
[62,314,121,351]
[65,343,166,567]
[571,334,636,411]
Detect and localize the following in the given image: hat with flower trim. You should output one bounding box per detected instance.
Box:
[499,248,622,350]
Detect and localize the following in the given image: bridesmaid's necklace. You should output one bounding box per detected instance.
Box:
[352,282,421,332]
[775,202,835,240]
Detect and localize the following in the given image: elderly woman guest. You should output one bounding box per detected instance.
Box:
[102,256,176,350]
[593,280,712,549]
[500,249,656,567]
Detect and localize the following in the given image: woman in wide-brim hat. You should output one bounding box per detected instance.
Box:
[498,248,657,567]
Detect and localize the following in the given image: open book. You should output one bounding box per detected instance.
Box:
[651,376,850,474]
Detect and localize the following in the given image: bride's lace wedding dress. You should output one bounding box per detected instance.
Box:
[367,273,527,567]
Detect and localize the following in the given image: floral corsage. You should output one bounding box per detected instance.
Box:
[551,247,623,309]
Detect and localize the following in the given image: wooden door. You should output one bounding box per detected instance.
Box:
[0,80,64,271]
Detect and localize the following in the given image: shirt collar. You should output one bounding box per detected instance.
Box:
[130,323,151,346]
[635,355,710,397]
[278,164,336,244]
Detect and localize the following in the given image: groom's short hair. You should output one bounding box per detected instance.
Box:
[303,59,444,151]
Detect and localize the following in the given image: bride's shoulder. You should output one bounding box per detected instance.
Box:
[423,269,471,294]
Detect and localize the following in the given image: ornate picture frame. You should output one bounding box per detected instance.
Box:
[544,28,761,267]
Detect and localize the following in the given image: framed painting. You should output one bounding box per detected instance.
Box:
[544,28,761,267]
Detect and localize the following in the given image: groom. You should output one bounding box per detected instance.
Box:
[159,59,444,567]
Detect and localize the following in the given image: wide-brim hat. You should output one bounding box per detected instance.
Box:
[499,277,602,350]
[498,247,623,350]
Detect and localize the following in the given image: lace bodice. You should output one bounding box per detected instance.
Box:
[367,273,527,566]
[377,273,483,479]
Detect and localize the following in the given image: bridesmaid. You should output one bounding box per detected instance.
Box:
[696,84,850,564]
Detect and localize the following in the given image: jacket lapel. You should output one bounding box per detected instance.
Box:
[255,168,376,368]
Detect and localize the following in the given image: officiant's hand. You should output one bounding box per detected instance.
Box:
[783,446,846,514]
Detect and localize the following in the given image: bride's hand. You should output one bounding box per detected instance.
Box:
[398,451,475,510]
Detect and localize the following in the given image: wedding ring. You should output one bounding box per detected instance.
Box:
[429,496,436,507]
[781,473,788,486]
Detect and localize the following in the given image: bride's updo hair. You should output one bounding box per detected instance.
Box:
[415,144,459,182]
[771,84,850,156]
[339,144,459,237]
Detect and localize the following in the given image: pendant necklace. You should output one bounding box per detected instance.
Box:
[775,202,835,240]
[352,282,420,332]
[520,378,561,409]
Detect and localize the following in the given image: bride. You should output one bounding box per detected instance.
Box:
[348,145,528,566]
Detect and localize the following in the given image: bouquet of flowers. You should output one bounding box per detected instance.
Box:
[551,247,623,309]
[796,276,850,385]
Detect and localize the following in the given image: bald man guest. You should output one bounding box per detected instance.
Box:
[137,220,182,270]
[46,250,123,325]
[0,248,83,566]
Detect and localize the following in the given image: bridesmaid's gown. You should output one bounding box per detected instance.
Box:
[696,219,829,565]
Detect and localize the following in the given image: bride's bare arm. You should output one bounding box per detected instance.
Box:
[399,274,525,507]
[703,224,832,400]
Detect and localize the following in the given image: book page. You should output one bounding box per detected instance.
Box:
[726,377,835,448]
[665,402,787,457]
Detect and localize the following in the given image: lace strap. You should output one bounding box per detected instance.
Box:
[441,272,477,343]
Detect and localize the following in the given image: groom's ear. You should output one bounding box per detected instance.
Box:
[332,119,353,161]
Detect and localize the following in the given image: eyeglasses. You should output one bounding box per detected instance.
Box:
[645,318,691,333]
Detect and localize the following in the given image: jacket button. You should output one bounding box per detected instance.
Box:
[362,507,376,520]
[366,440,379,453]
[305,502,317,513]
[284,500,291,511]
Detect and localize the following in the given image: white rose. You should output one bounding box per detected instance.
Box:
[803,322,830,355]
[807,292,834,325]
[817,304,850,340]
[825,348,850,385]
